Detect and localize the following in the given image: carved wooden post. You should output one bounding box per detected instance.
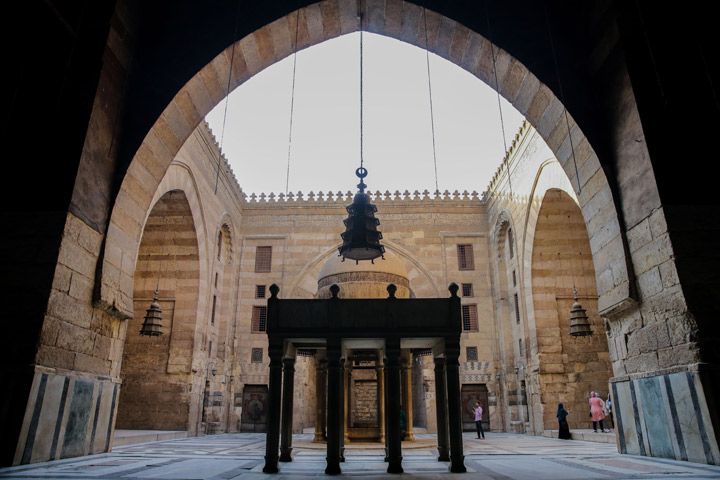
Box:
[401,349,415,441]
[385,338,404,474]
[434,356,450,461]
[445,339,466,473]
[279,355,296,462]
[314,353,327,442]
[376,351,385,443]
[325,340,342,475]
[262,341,283,473]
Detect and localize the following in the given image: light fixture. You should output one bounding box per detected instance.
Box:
[140,286,163,336]
[569,286,592,336]
[337,16,385,263]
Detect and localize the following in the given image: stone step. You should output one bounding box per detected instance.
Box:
[113,429,188,447]
[544,429,616,444]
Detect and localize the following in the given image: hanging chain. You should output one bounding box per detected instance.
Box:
[285,10,301,194]
[423,7,440,195]
[214,0,242,195]
[359,15,364,171]
[485,1,513,197]
[544,4,581,195]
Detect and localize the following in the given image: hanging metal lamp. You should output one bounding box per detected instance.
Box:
[338,19,385,264]
[569,286,592,336]
[140,287,163,336]
[338,167,385,262]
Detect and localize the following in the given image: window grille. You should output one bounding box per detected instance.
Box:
[462,304,478,331]
[457,244,475,270]
[255,246,272,272]
[251,306,267,332]
[251,348,263,363]
[457,245,475,270]
[466,346,478,362]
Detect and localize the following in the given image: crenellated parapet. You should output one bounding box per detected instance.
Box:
[241,188,483,206]
[486,119,531,195]
[200,121,246,203]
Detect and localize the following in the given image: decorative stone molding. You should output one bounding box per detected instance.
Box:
[241,189,482,206]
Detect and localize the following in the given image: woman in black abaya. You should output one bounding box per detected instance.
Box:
[557,403,571,440]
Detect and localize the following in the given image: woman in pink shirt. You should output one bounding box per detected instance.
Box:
[589,391,608,433]
[474,401,485,439]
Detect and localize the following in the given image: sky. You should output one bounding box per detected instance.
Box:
[206,32,525,196]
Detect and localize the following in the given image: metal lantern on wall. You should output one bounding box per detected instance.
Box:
[140,288,163,336]
[569,286,592,336]
[338,167,385,263]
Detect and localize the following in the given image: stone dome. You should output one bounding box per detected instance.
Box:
[316,250,411,299]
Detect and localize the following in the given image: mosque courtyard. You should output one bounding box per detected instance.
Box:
[1,433,718,480]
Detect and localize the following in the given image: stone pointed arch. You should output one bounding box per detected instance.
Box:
[526,187,611,435]
[118,188,202,431]
[287,240,440,299]
[99,0,630,324]
[128,163,210,327]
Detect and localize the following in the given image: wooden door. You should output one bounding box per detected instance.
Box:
[240,385,268,432]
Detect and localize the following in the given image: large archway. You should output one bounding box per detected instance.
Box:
[5,0,718,468]
[98,1,630,327]
[90,0,699,465]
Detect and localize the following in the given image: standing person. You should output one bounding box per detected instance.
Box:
[557,403,571,439]
[604,396,613,429]
[589,391,608,433]
[473,401,485,439]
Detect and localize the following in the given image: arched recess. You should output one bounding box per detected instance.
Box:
[517,159,577,377]
[528,188,612,434]
[116,189,201,431]
[490,211,529,433]
[204,216,237,433]
[119,163,210,435]
[98,0,630,327]
[286,239,440,299]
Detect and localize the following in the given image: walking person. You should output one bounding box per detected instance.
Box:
[473,401,485,439]
[589,391,608,433]
[557,403,571,440]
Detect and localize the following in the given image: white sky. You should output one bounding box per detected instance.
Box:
[206,32,525,196]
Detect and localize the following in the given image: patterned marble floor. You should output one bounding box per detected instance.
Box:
[1,433,718,479]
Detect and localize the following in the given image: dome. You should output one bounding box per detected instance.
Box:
[318,249,408,280]
[316,249,411,299]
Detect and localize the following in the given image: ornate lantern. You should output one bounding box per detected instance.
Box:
[569,286,592,336]
[140,288,163,336]
[338,167,385,263]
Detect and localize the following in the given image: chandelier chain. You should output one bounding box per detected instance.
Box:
[423,7,440,195]
[214,0,242,195]
[359,16,364,171]
[544,4,582,194]
[485,1,513,197]
[285,10,301,194]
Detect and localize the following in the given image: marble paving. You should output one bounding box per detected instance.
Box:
[1,433,718,479]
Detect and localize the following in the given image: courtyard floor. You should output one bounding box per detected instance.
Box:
[1,433,719,479]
